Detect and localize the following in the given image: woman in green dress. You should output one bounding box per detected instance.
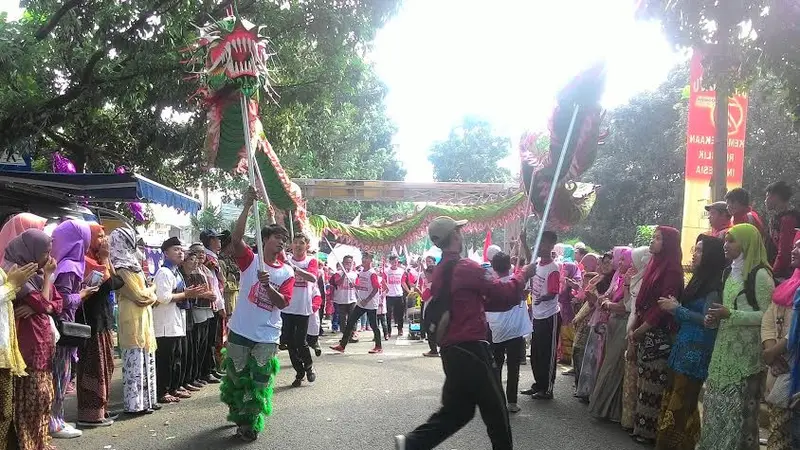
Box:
[697,223,774,450]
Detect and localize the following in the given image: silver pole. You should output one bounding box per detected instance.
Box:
[241,94,265,269]
[530,104,581,262]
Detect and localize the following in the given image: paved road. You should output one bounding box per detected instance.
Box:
[57,332,643,450]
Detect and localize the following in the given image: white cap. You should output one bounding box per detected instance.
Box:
[486,244,502,261]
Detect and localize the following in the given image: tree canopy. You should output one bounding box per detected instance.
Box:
[0,0,404,197]
[428,116,512,183]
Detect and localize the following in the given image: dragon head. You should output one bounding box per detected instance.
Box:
[185,16,271,99]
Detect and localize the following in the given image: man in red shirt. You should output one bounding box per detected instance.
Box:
[704,201,732,239]
[725,187,765,232]
[765,181,800,279]
[395,216,535,450]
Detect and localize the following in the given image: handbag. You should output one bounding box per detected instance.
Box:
[766,373,791,408]
[53,306,91,348]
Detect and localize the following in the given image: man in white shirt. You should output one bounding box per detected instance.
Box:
[385,255,411,337]
[282,233,319,387]
[153,237,204,404]
[331,255,358,341]
[330,252,383,354]
[221,188,294,443]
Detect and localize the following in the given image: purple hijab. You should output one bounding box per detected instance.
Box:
[2,229,51,300]
[51,220,91,280]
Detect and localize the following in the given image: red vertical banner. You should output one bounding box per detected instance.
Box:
[685,51,748,185]
[483,229,492,262]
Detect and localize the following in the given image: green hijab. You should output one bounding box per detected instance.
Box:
[728,223,771,276]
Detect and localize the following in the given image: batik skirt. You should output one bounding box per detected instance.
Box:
[655,370,703,450]
[15,370,54,450]
[122,348,157,413]
[696,371,764,450]
[76,331,115,422]
[620,355,639,430]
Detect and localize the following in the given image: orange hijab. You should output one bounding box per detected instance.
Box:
[84,223,111,281]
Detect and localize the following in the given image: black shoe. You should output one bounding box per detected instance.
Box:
[236,426,258,442]
[520,388,536,396]
[314,347,322,357]
[194,379,208,386]
[278,343,288,351]
[531,392,553,400]
[306,369,316,383]
[151,404,163,411]
[125,409,154,416]
[212,370,225,379]
[204,374,221,384]
[291,378,302,388]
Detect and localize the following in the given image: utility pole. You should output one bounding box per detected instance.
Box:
[711,15,730,202]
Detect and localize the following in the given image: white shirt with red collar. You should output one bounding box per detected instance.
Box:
[229,247,295,344]
[283,255,319,316]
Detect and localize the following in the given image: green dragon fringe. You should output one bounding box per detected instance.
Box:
[219,347,280,433]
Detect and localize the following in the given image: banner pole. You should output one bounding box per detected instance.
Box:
[530,104,581,262]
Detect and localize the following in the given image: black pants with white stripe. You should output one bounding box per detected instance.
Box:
[404,341,511,449]
[531,313,561,395]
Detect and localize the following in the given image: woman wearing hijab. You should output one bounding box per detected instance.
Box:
[764,233,800,449]
[75,223,124,427]
[4,230,61,450]
[655,235,724,449]
[557,262,582,365]
[697,223,774,450]
[50,220,97,438]
[589,247,634,421]
[112,228,160,414]
[0,251,39,448]
[0,213,47,257]
[574,252,614,399]
[620,247,651,430]
[629,226,683,445]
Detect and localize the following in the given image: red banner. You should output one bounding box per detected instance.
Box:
[685,51,748,184]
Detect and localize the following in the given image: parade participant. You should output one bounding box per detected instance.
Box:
[395,216,535,450]
[50,219,98,437]
[110,228,160,416]
[76,223,124,427]
[330,252,383,354]
[221,188,294,442]
[705,201,732,240]
[525,231,561,400]
[4,230,61,450]
[385,255,406,337]
[420,266,439,357]
[153,237,204,404]
[486,251,531,413]
[331,255,358,341]
[306,280,323,357]
[377,272,390,341]
[282,233,319,387]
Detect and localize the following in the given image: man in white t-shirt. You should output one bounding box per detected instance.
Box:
[385,255,413,337]
[282,234,319,387]
[221,189,295,443]
[522,230,561,400]
[330,252,383,354]
[331,255,358,341]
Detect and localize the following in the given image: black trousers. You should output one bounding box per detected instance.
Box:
[203,314,219,376]
[531,314,561,395]
[155,336,183,397]
[405,341,511,450]
[386,296,405,333]
[339,306,381,348]
[491,336,525,404]
[181,325,197,386]
[336,303,355,339]
[377,313,388,337]
[306,334,319,348]
[281,312,313,378]
[189,319,209,382]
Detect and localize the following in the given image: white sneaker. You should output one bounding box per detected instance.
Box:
[394,434,406,450]
[51,424,82,439]
[507,403,521,413]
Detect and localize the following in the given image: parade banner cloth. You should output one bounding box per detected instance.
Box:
[680,50,748,260]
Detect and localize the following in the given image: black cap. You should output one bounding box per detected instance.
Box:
[200,230,222,247]
[161,236,182,252]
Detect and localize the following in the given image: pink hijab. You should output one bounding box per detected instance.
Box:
[0,213,47,258]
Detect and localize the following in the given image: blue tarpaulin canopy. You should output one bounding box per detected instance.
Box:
[0,171,201,215]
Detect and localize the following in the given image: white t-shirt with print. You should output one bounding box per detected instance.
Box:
[486,274,533,343]
[385,267,405,297]
[282,255,319,316]
[228,247,295,344]
[355,268,381,310]
[332,271,357,304]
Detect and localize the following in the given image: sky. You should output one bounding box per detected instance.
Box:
[0,0,684,183]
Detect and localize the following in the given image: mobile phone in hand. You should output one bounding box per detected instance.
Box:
[88,270,104,287]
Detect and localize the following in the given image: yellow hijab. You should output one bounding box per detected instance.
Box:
[728,223,771,276]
